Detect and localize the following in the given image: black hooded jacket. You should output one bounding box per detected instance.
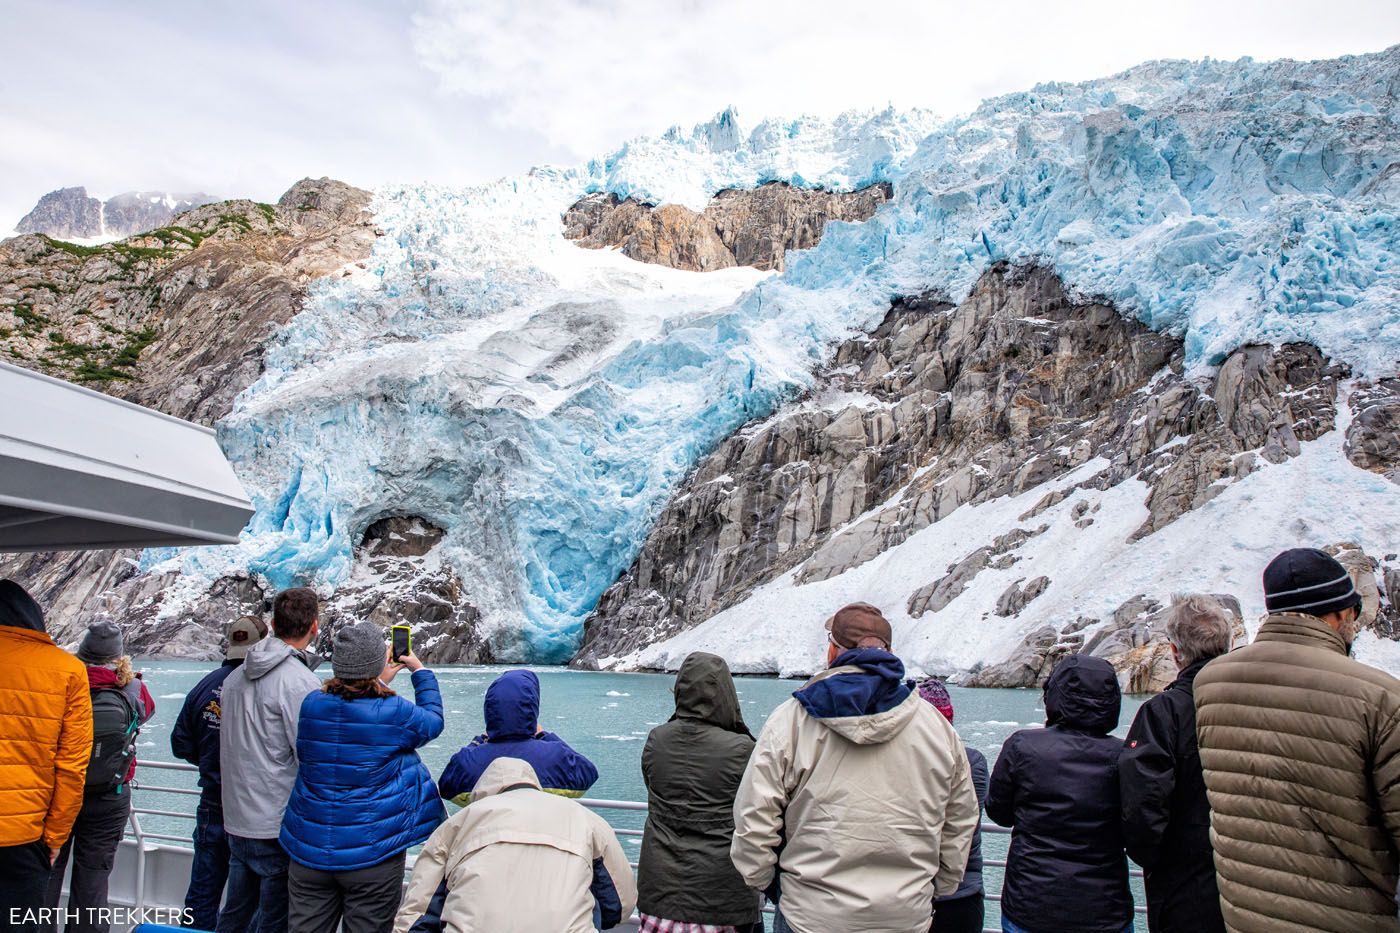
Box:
[1118,659,1225,933]
[637,652,761,927]
[986,654,1132,933]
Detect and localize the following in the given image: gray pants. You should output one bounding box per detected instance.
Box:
[287,851,406,933]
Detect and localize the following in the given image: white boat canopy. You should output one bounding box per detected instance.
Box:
[0,361,254,552]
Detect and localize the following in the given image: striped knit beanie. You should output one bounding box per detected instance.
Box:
[1263,548,1362,618]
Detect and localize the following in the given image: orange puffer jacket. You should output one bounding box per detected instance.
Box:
[0,625,93,848]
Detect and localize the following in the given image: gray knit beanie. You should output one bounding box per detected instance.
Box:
[77,619,124,664]
[332,622,386,681]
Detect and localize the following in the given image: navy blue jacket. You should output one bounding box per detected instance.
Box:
[986,655,1131,933]
[170,659,242,806]
[438,669,598,804]
[938,746,988,903]
[280,669,447,871]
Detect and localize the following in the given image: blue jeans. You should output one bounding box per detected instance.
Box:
[1003,919,1133,933]
[184,801,230,930]
[217,834,289,933]
[773,907,795,933]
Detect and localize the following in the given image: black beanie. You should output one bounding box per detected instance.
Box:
[0,579,45,633]
[1263,548,1362,618]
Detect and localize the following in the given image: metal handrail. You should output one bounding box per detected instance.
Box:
[127,760,1148,927]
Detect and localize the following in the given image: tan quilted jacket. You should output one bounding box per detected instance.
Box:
[1195,613,1400,932]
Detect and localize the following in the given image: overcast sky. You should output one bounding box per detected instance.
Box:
[3,0,1397,229]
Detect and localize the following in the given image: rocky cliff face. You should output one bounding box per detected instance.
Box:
[15,186,220,239]
[574,264,1400,680]
[562,180,891,271]
[0,178,392,657]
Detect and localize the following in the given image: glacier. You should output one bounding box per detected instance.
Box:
[145,47,1400,661]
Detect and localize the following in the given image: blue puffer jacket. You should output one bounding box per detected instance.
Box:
[438,669,598,805]
[281,669,447,871]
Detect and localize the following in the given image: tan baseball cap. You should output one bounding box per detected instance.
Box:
[227,615,268,660]
[825,602,892,651]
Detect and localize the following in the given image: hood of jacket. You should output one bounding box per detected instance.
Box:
[485,669,541,740]
[0,580,44,633]
[794,648,916,745]
[87,666,121,690]
[1044,654,1121,734]
[671,651,753,738]
[242,634,313,681]
[471,756,542,802]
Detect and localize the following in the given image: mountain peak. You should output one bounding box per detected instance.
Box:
[14,186,220,240]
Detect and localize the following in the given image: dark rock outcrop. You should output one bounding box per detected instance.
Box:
[573,264,1352,670]
[318,517,492,665]
[15,186,220,239]
[562,180,891,272]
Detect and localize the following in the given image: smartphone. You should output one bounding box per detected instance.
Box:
[391,624,411,662]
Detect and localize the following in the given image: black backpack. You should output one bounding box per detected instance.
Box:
[86,686,139,793]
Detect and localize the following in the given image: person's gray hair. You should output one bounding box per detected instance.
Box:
[1165,593,1234,666]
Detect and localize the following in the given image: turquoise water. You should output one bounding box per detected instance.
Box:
[131,661,1147,928]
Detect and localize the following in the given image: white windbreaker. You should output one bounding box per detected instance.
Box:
[394,756,637,933]
[731,665,979,933]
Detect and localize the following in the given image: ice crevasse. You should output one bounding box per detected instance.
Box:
[145,48,1400,661]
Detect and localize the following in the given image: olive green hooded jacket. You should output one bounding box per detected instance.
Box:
[638,651,761,926]
[1194,613,1400,932]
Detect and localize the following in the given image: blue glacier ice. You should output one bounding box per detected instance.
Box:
[146,48,1400,661]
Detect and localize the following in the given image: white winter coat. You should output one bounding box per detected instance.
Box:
[730,666,979,933]
[394,756,638,933]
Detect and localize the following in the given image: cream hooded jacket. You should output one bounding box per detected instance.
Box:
[731,660,979,933]
[394,756,637,933]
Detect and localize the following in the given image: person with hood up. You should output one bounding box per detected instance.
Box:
[171,615,267,930]
[437,668,597,805]
[1118,595,1232,933]
[46,618,156,933]
[217,587,324,933]
[1195,547,1400,932]
[394,756,637,933]
[0,580,92,920]
[917,678,989,933]
[986,654,1131,933]
[730,603,979,933]
[637,651,762,933]
[281,622,447,933]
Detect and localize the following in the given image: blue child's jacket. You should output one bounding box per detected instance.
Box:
[437,669,598,805]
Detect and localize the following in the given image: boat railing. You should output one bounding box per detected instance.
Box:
[123,760,1146,932]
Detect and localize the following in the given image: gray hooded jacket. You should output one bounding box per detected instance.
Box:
[220,635,321,838]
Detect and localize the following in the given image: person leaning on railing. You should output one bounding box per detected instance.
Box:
[279,621,447,933]
[0,580,92,922]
